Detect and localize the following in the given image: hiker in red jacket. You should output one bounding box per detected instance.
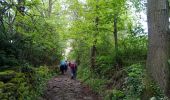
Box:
[69,61,77,79]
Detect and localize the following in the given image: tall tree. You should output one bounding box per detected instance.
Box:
[91,0,99,69]
[147,0,170,96]
[113,13,119,65]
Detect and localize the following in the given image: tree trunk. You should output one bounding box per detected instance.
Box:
[91,1,99,69]
[91,44,97,69]
[48,0,52,17]
[91,19,98,69]
[147,0,170,97]
[113,14,118,66]
[76,53,80,66]
[0,16,5,37]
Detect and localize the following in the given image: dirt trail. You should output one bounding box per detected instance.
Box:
[42,69,102,100]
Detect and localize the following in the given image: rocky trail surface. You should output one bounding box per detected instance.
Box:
[42,69,102,100]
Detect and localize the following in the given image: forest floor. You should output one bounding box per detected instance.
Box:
[41,68,102,100]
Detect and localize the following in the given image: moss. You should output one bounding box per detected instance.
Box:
[0,83,17,100]
[0,66,56,99]
[3,83,17,92]
[0,71,29,99]
[0,81,4,88]
[0,81,4,99]
[9,73,26,84]
[0,70,15,75]
[0,70,16,82]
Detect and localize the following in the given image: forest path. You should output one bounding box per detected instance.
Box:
[41,68,102,100]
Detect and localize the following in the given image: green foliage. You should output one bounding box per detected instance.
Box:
[124,64,144,99]
[67,0,150,99]
[86,78,107,93]
[141,75,168,99]
[33,66,53,96]
[129,0,146,12]
[0,0,64,68]
[0,70,16,83]
[77,66,107,93]
[0,71,30,100]
[105,89,125,100]
[95,56,115,77]
[0,1,62,98]
[105,64,167,100]
[0,66,56,100]
[119,35,147,65]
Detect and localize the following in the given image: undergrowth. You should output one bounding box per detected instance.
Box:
[77,66,108,94]
[77,64,168,100]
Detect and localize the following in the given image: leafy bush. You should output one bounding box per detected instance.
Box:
[33,66,53,96]
[95,56,115,78]
[85,78,107,93]
[105,89,125,100]
[124,64,144,99]
[77,66,107,93]
[119,36,147,65]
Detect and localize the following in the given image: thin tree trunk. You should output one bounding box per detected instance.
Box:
[0,16,6,37]
[48,0,52,17]
[76,52,80,66]
[147,0,170,97]
[8,11,17,36]
[91,16,98,69]
[91,1,99,69]
[113,14,118,65]
[91,43,97,69]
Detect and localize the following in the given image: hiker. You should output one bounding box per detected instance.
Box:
[64,60,68,73]
[60,60,66,74]
[69,61,77,79]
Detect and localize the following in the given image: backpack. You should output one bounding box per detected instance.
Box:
[70,63,77,70]
[60,61,66,66]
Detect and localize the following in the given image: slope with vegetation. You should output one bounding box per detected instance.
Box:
[0,0,63,99]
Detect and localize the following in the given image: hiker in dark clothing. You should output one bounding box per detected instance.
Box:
[69,61,77,79]
[64,60,68,73]
[60,60,66,74]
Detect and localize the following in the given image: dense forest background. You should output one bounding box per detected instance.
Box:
[0,0,169,100]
